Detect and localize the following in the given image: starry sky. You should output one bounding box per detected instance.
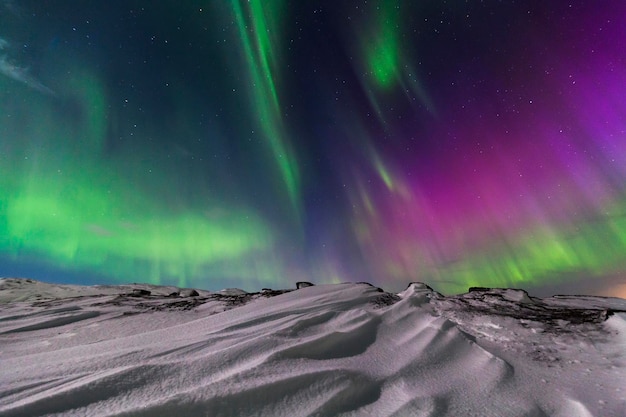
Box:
[1,1,626,297]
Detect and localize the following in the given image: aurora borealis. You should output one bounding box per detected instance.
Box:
[1,1,626,296]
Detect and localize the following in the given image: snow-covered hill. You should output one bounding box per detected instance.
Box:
[0,278,625,416]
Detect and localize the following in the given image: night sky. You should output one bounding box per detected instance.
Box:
[1,1,626,297]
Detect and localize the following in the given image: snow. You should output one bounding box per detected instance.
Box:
[0,278,625,416]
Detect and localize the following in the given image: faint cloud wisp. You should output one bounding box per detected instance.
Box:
[0,37,54,95]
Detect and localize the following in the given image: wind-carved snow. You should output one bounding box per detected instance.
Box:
[0,279,625,416]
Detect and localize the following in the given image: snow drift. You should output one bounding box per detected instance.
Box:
[0,278,625,416]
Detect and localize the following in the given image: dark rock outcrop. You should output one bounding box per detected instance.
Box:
[130,289,151,297]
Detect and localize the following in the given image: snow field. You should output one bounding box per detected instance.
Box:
[0,279,625,416]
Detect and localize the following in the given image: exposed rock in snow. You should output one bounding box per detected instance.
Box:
[0,278,625,416]
[180,289,199,297]
[130,288,151,297]
[217,288,248,296]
